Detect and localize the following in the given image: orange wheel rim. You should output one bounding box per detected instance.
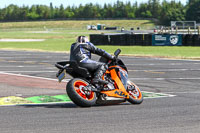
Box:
[73,80,95,100]
[127,81,142,100]
[128,87,142,100]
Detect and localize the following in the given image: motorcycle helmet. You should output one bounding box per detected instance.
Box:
[77,36,89,43]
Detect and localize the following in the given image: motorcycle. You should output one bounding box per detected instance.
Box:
[55,49,143,107]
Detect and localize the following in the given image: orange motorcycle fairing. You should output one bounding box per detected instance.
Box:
[101,68,129,99]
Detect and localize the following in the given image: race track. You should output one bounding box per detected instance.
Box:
[0,50,200,133]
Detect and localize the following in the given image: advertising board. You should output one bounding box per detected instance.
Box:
[152,34,182,46]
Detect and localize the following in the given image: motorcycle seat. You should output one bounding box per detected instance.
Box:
[56,61,91,78]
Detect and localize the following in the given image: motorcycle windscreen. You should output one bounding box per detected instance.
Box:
[118,69,128,89]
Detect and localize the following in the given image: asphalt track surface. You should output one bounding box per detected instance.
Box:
[0,50,200,133]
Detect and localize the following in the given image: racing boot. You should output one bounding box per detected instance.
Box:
[92,64,109,86]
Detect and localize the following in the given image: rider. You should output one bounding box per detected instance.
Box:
[70,36,114,85]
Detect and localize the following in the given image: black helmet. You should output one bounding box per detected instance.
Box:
[77,36,88,43]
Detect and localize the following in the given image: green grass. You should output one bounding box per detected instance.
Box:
[0,29,100,51]
[101,46,200,59]
[0,20,200,59]
[0,20,155,30]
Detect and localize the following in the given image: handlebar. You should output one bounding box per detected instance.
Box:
[106,49,121,66]
[114,49,121,57]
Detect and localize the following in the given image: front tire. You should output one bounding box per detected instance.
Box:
[66,78,96,107]
[127,80,143,104]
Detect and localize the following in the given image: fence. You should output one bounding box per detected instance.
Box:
[156,26,200,34]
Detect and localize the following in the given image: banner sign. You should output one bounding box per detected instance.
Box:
[152,34,182,46]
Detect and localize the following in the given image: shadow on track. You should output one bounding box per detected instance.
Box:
[19,102,132,108]
[20,103,78,108]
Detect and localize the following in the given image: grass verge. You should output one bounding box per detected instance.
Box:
[0,20,199,59]
[0,20,155,30]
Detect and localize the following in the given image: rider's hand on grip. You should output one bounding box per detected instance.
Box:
[112,55,117,62]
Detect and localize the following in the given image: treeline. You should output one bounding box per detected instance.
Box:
[0,0,199,25]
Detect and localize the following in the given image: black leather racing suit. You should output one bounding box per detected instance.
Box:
[70,42,113,73]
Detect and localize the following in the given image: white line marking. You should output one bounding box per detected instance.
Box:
[126,63,200,66]
[0,101,73,107]
[0,39,45,42]
[129,69,200,72]
[0,60,56,63]
[158,58,200,62]
[0,92,176,107]
[161,91,200,94]
[0,56,62,59]
[0,72,178,107]
[0,66,54,68]
[2,68,200,73]
[1,71,200,81]
[121,57,200,62]
[0,57,41,59]
[0,66,32,67]
[0,71,67,82]
[0,54,56,56]
[142,91,176,98]
[0,71,57,73]
[1,72,199,81]
[129,77,200,80]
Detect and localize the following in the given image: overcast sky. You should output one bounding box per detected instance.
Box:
[0,0,187,8]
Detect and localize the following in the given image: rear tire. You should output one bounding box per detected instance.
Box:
[127,80,143,104]
[66,78,96,107]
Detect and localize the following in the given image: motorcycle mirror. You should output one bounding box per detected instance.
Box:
[114,49,121,57]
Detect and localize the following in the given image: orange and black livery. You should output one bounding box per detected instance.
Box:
[55,49,143,107]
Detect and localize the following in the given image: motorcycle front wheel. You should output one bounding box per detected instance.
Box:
[126,80,143,104]
[66,78,96,107]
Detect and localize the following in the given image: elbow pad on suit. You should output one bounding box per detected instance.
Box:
[95,48,113,60]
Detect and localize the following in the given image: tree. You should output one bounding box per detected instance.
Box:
[105,4,113,18]
[5,4,21,20]
[125,2,136,18]
[59,4,65,18]
[0,8,6,20]
[19,6,29,20]
[186,0,200,22]
[152,0,161,18]
[113,0,126,18]
[65,6,74,18]
[136,3,152,18]
[159,0,185,25]
[188,0,198,5]
[0,1,190,25]
[27,5,40,20]
[50,3,54,19]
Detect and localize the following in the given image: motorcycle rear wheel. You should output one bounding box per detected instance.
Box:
[66,78,96,107]
[127,80,143,104]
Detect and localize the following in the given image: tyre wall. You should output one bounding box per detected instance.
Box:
[90,34,200,46]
